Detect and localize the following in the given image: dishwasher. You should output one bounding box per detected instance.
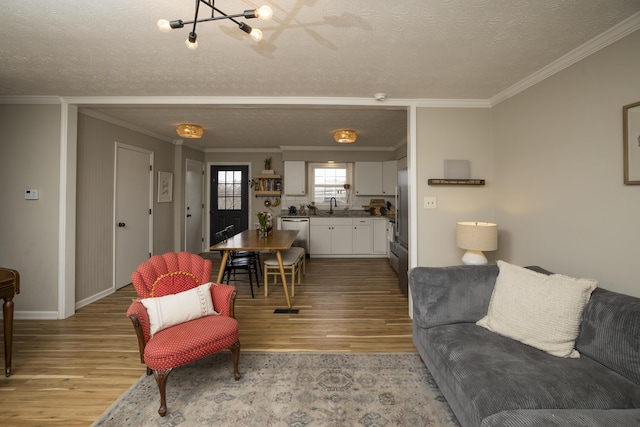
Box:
[278,216,310,255]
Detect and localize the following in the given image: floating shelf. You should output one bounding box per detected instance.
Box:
[428,179,485,186]
[254,190,281,197]
[253,174,282,196]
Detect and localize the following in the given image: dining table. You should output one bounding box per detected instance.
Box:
[210,229,298,309]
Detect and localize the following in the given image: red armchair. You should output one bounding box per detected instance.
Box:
[126,252,240,416]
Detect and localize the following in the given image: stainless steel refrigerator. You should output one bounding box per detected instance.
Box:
[396,168,409,295]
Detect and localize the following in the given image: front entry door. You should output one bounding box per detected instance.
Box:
[209,165,249,245]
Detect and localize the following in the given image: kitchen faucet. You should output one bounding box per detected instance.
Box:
[329,197,337,214]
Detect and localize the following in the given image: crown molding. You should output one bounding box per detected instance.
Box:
[0,96,62,105]
[490,12,640,106]
[79,108,174,143]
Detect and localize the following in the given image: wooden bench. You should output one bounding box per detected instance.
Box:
[263,247,305,297]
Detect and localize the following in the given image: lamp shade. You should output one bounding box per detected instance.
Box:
[176,124,204,138]
[334,130,357,144]
[456,222,498,251]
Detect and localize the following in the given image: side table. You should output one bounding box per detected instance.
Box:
[0,268,20,377]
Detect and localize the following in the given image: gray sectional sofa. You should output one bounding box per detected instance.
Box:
[409,264,640,427]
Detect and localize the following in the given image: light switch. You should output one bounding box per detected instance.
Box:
[25,189,39,200]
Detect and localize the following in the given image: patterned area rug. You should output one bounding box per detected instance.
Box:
[93,352,459,427]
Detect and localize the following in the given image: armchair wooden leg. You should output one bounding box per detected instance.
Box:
[152,368,173,417]
[229,340,241,381]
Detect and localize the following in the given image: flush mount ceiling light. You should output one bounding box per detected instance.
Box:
[334,130,357,144]
[176,124,204,139]
[157,1,273,50]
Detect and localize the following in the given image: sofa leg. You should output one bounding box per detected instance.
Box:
[229,341,241,381]
[152,368,173,417]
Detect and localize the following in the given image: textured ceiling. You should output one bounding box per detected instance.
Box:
[2,0,640,149]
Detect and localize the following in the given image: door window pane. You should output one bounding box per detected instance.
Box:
[217,170,244,210]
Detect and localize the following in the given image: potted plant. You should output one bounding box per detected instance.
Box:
[264,157,272,171]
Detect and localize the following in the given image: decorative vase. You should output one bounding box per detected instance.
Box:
[259,226,268,239]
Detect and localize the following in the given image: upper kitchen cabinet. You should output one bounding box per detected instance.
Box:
[284,161,306,195]
[382,160,397,196]
[355,161,397,196]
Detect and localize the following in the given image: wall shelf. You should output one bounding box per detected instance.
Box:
[253,174,281,197]
[428,179,485,186]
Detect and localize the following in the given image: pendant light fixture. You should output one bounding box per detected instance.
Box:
[157,1,273,50]
[176,124,204,139]
[334,130,357,144]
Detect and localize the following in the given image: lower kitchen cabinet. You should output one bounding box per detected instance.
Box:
[310,217,388,257]
[310,218,353,255]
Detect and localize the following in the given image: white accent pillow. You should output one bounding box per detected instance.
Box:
[476,261,597,358]
[141,282,218,337]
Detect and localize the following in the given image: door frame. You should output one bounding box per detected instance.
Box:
[185,158,205,253]
[205,161,253,248]
[112,142,153,290]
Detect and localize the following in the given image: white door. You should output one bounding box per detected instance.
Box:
[114,143,153,289]
[185,159,204,253]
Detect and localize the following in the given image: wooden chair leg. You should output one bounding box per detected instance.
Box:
[264,264,269,296]
[229,341,241,381]
[152,368,173,417]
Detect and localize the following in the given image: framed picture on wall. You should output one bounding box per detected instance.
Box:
[158,171,173,202]
[623,101,640,185]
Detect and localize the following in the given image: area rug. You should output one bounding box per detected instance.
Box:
[93,352,459,427]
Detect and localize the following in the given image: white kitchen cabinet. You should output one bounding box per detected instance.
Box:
[310,218,353,255]
[355,161,397,196]
[355,162,383,195]
[284,161,306,195]
[373,218,388,254]
[382,160,397,196]
[352,218,372,254]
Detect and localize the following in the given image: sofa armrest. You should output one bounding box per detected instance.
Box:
[409,264,499,329]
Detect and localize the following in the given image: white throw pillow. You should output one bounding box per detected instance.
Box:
[141,282,218,337]
[476,261,597,358]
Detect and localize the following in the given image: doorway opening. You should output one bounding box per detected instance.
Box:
[209,164,250,246]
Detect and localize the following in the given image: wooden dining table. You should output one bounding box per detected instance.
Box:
[210,229,298,309]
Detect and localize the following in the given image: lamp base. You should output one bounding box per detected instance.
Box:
[461,250,488,265]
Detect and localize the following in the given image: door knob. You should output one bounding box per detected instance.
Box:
[118,222,126,227]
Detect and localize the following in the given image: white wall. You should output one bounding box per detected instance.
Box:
[493,29,640,297]
[415,107,495,267]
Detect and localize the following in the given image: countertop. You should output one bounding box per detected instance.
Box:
[280,209,390,219]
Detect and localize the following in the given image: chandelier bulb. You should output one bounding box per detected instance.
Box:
[185,33,198,50]
[256,5,273,20]
[250,28,263,42]
[157,19,172,33]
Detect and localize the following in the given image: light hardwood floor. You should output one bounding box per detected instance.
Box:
[0,257,414,426]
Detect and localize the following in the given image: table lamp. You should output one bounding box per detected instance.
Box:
[456,221,498,265]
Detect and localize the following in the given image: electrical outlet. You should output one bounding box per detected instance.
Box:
[424,196,437,209]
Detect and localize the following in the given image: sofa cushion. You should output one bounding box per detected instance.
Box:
[409,265,499,329]
[577,287,640,385]
[481,408,640,427]
[416,323,640,427]
[477,261,597,358]
[141,282,218,336]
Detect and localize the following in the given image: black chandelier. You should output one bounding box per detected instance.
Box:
[157,1,273,50]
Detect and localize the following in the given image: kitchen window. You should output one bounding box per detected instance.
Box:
[308,163,352,206]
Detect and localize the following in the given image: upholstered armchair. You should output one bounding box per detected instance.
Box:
[126,252,240,417]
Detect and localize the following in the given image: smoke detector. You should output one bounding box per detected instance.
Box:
[374,92,386,101]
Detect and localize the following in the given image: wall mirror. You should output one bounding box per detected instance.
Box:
[623,101,640,185]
